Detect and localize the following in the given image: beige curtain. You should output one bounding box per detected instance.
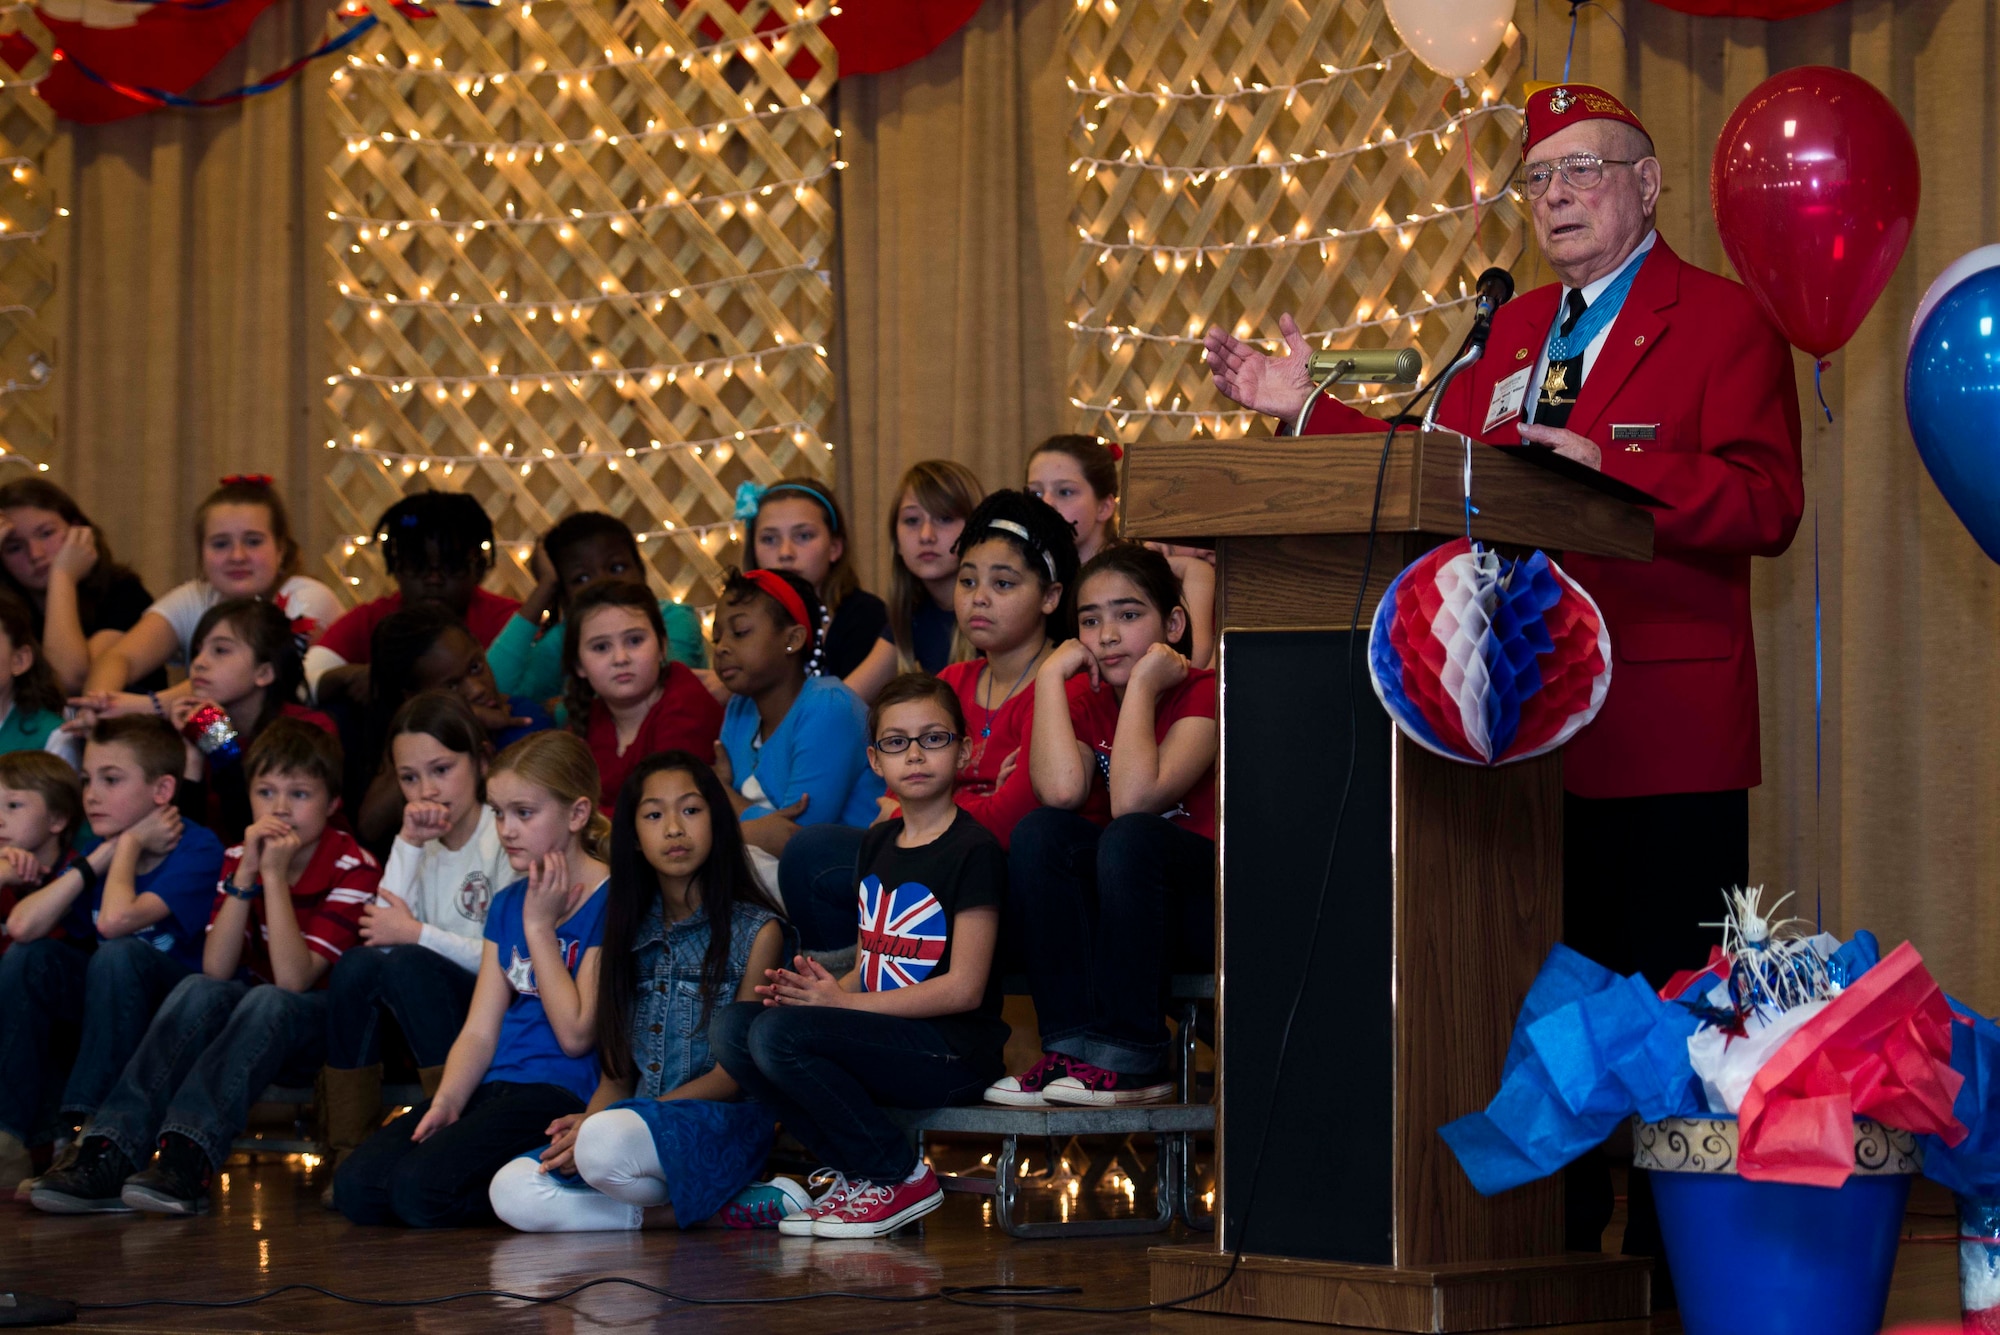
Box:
[43,0,334,592]
[832,0,1077,586]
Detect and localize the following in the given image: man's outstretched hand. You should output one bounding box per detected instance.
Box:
[1202,313,1313,421]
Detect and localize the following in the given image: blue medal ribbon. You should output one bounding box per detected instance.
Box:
[1543,249,1647,363]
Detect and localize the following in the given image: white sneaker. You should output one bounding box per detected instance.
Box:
[1043,1062,1176,1106]
[984,1053,1075,1107]
[777,1168,855,1236]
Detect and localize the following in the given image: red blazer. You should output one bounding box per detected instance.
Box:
[1308,238,1804,798]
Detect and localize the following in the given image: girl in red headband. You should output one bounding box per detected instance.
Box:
[710,569,885,897]
[739,478,897,704]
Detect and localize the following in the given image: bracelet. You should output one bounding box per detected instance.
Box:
[148,692,164,719]
[222,878,260,901]
[71,856,98,902]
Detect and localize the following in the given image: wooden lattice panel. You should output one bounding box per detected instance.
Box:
[324,0,838,607]
[0,13,57,468]
[1066,0,1528,441]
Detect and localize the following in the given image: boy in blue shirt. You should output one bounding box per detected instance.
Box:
[0,717,223,1195]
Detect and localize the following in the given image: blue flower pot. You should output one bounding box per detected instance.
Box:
[1636,1116,1917,1335]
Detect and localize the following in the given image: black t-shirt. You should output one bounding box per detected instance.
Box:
[854,808,1008,1067]
[820,590,888,681]
[876,596,956,674]
[25,567,163,692]
[82,569,154,639]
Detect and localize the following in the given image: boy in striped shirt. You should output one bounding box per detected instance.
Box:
[31,720,380,1216]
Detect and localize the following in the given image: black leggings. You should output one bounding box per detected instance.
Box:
[334,1080,583,1228]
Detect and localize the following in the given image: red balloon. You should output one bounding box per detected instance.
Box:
[1711,67,1920,359]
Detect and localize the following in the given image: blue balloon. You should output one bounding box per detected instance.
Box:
[1907,266,2000,563]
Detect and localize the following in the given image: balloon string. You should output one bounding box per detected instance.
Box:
[1813,358,1833,422]
[1448,89,1481,227]
[1813,497,1823,934]
[1563,3,1581,81]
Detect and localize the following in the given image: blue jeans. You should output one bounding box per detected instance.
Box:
[0,938,90,1142]
[709,1001,994,1181]
[325,945,477,1070]
[777,823,867,952]
[90,975,327,1171]
[1007,808,1215,1076]
[61,937,192,1123]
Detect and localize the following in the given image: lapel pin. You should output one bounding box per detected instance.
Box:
[1633,334,1646,347]
[1515,348,1529,360]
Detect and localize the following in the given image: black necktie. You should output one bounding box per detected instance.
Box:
[1536,288,1589,430]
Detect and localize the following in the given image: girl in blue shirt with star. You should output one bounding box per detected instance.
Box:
[334,731,610,1228]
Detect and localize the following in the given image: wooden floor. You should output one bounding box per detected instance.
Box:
[0,1152,1969,1333]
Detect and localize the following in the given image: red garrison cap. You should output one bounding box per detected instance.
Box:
[1523,82,1649,153]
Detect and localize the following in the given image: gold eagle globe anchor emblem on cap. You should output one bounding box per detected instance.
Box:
[1547,87,1575,114]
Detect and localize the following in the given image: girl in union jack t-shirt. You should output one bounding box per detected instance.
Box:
[713,675,1007,1241]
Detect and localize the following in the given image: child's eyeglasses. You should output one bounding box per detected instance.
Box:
[873,730,959,754]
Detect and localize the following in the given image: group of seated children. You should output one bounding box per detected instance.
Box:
[0,432,1217,1239]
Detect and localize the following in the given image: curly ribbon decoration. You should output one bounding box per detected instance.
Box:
[732,480,769,522]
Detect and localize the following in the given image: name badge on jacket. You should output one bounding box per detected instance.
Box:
[1611,424,1659,450]
[1484,366,1532,432]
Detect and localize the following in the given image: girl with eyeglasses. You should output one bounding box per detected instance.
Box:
[713,672,1007,1239]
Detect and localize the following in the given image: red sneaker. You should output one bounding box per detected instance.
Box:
[811,1168,944,1238]
[777,1169,856,1237]
[983,1053,1075,1106]
[1042,1062,1176,1106]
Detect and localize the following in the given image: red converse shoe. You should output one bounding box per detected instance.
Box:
[1042,1062,1176,1106]
[777,1169,856,1237]
[983,1053,1075,1107]
[811,1167,944,1238]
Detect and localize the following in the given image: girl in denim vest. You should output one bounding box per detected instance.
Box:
[489,751,798,1231]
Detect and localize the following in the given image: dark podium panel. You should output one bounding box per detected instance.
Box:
[1218,628,1394,1262]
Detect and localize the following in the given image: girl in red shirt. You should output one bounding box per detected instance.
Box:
[563,583,723,809]
[992,545,1217,1108]
[935,490,1077,847]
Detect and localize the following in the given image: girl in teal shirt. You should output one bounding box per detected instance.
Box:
[488,513,706,706]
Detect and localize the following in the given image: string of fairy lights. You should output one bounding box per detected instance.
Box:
[1066,14,1524,440]
[327,0,839,600]
[0,53,60,467]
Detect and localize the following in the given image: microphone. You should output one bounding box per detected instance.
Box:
[1305,346,1424,384]
[1467,266,1516,348]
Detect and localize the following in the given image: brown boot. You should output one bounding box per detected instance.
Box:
[318,1065,383,1210]
[418,1066,447,1100]
[0,1130,30,1199]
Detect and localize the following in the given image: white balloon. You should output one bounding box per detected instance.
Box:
[1384,0,1513,81]
[1911,245,2000,352]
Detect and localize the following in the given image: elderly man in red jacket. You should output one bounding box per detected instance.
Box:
[1205,83,1804,1263]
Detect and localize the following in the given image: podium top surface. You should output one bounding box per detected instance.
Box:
[1121,431,1655,561]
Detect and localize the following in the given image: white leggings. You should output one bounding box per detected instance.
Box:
[488,1108,672,1232]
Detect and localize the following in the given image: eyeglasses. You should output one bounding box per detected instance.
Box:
[872,730,959,754]
[1520,154,1641,200]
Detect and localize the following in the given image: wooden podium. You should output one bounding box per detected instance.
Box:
[1126,431,1657,1332]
